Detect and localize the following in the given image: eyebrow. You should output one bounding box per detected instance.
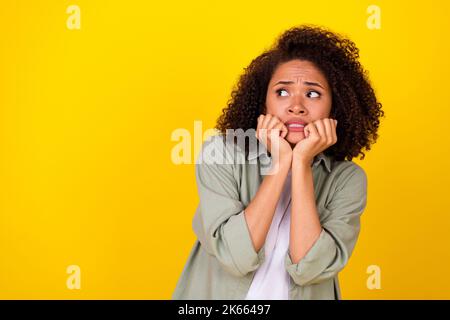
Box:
[273,80,325,89]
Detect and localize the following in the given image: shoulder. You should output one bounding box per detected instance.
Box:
[323,159,368,215]
[330,159,367,192]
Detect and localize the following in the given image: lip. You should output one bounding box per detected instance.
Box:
[285,120,307,132]
[287,126,304,132]
[285,119,307,126]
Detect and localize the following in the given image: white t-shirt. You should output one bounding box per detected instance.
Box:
[245,169,292,300]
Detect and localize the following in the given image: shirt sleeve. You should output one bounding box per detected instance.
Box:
[284,164,368,286]
[192,135,265,277]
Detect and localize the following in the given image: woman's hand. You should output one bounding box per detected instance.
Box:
[292,118,338,164]
[256,114,292,163]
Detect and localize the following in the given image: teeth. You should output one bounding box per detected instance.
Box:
[288,124,304,128]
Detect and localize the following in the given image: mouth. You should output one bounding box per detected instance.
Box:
[286,122,306,132]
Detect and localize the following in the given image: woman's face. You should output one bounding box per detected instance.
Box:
[265,59,332,148]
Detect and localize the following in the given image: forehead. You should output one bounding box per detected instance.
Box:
[270,59,328,85]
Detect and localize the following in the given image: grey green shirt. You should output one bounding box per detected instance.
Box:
[172,133,368,300]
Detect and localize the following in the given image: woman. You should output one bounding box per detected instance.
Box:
[172,25,384,300]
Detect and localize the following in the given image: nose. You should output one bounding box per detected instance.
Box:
[288,100,307,115]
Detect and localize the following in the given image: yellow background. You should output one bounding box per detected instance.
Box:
[1,0,450,299]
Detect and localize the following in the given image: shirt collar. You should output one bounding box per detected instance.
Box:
[247,136,332,173]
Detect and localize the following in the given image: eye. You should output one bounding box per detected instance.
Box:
[307,90,321,98]
[276,88,289,97]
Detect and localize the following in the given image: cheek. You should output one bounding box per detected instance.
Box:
[265,96,277,114]
[266,95,291,113]
[322,97,333,115]
[312,100,332,118]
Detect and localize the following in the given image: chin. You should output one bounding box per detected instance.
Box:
[286,131,305,145]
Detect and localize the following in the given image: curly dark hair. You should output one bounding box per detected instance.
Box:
[215,25,384,161]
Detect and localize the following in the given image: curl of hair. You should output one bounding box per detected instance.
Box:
[215,24,385,161]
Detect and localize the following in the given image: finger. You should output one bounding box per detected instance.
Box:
[280,123,288,138]
[261,115,273,148]
[257,115,264,130]
[323,118,333,144]
[260,126,268,148]
[261,114,272,129]
[265,116,282,148]
[331,119,338,143]
[314,120,326,140]
[272,122,285,137]
[256,114,264,137]
[305,121,319,138]
[266,115,280,130]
